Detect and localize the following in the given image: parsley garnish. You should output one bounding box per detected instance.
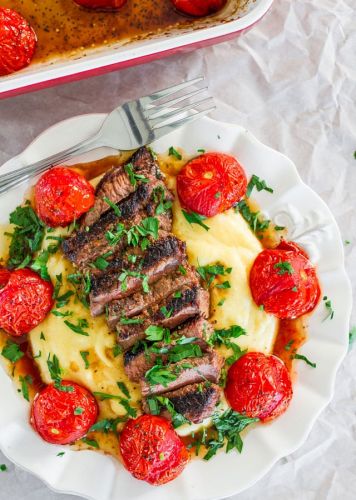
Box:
[112,343,122,357]
[168,146,182,160]
[153,186,172,215]
[80,351,90,369]
[217,298,226,307]
[93,392,137,417]
[74,407,84,415]
[147,395,189,428]
[203,409,259,460]
[81,438,99,449]
[145,365,177,387]
[284,340,294,351]
[64,318,89,336]
[30,249,51,281]
[196,263,232,287]
[246,175,273,198]
[124,163,149,187]
[57,452,65,457]
[89,417,126,433]
[291,353,316,368]
[274,261,294,275]
[1,341,24,363]
[0,464,7,472]
[145,325,170,342]
[19,375,32,401]
[6,202,45,269]
[167,343,203,363]
[215,280,231,289]
[90,251,113,271]
[160,305,173,318]
[40,332,46,340]
[103,197,122,217]
[234,200,270,233]
[349,326,356,347]
[182,210,209,231]
[323,296,334,321]
[117,381,130,399]
[275,225,286,231]
[209,325,247,365]
[178,265,187,275]
[120,317,144,325]
[47,354,74,392]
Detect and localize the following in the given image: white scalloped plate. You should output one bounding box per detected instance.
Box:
[0,114,352,500]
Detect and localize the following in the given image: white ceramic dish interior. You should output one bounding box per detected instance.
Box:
[0,0,273,97]
[0,114,352,500]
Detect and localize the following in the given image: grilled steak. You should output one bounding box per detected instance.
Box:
[140,350,223,396]
[81,147,159,228]
[90,236,186,316]
[143,382,220,424]
[116,285,209,349]
[62,181,173,270]
[174,315,214,344]
[107,266,199,329]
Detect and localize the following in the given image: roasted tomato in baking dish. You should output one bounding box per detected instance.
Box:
[0,269,53,337]
[35,167,95,227]
[225,352,293,422]
[0,8,37,76]
[73,0,127,9]
[250,241,321,319]
[171,0,227,17]
[177,152,247,217]
[120,415,189,485]
[31,381,98,445]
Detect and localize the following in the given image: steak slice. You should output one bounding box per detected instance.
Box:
[116,285,209,349]
[81,147,160,228]
[143,382,221,424]
[140,350,223,396]
[124,338,209,383]
[174,316,214,344]
[89,236,186,316]
[107,266,199,329]
[62,181,173,270]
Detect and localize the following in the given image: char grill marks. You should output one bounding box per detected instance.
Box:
[61,146,222,425]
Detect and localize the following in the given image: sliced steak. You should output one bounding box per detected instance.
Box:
[143,382,221,424]
[107,266,199,329]
[140,350,223,396]
[81,147,160,228]
[124,339,209,383]
[152,286,209,329]
[174,315,214,344]
[62,181,173,270]
[116,285,209,349]
[90,236,186,316]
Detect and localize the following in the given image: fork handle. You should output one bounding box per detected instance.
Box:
[0,135,103,195]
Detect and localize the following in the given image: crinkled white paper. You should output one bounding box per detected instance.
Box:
[0,0,355,499]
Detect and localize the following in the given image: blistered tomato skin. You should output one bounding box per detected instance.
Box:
[171,0,227,17]
[31,381,98,445]
[0,269,53,337]
[120,415,189,485]
[250,241,321,319]
[225,352,293,422]
[0,268,11,289]
[35,167,95,227]
[73,0,127,9]
[0,8,37,76]
[177,152,247,217]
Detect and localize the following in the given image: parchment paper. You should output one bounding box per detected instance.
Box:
[0,0,355,498]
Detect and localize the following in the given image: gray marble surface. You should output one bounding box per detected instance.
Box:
[0,0,355,499]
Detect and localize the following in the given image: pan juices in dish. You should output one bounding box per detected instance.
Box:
[24,152,278,447]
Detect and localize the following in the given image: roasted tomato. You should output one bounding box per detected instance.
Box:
[171,0,227,17]
[73,0,127,9]
[31,381,98,445]
[0,8,37,76]
[0,269,53,337]
[0,268,11,289]
[225,352,293,422]
[177,152,247,217]
[120,415,189,485]
[250,241,320,319]
[35,167,95,227]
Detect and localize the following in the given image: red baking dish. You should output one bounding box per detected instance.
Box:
[0,0,273,99]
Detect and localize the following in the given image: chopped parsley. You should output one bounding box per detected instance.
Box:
[160,305,173,318]
[6,202,45,269]
[81,438,99,449]
[274,261,294,275]
[246,175,273,198]
[284,340,294,351]
[182,210,210,231]
[40,332,46,340]
[145,365,177,387]
[19,375,32,401]
[0,464,7,472]
[168,146,182,160]
[112,343,122,357]
[89,417,126,434]
[124,163,149,187]
[47,354,74,393]
[234,200,270,233]
[196,263,232,287]
[80,351,90,369]
[90,251,113,271]
[291,353,316,368]
[167,343,202,363]
[103,197,122,217]
[64,318,89,336]
[153,186,172,215]
[217,298,226,307]
[215,280,231,289]
[55,290,75,309]
[349,326,356,347]
[1,341,24,363]
[74,407,84,415]
[275,225,286,231]
[120,317,144,325]
[178,265,187,275]
[93,392,137,418]
[209,325,247,365]
[146,395,189,428]
[117,381,130,399]
[203,409,259,460]
[145,325,170,342]
[57,452,65,457]
[119,270,149,294]
[323,296,334,321]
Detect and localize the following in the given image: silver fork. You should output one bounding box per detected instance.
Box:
[0,76,215,195]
